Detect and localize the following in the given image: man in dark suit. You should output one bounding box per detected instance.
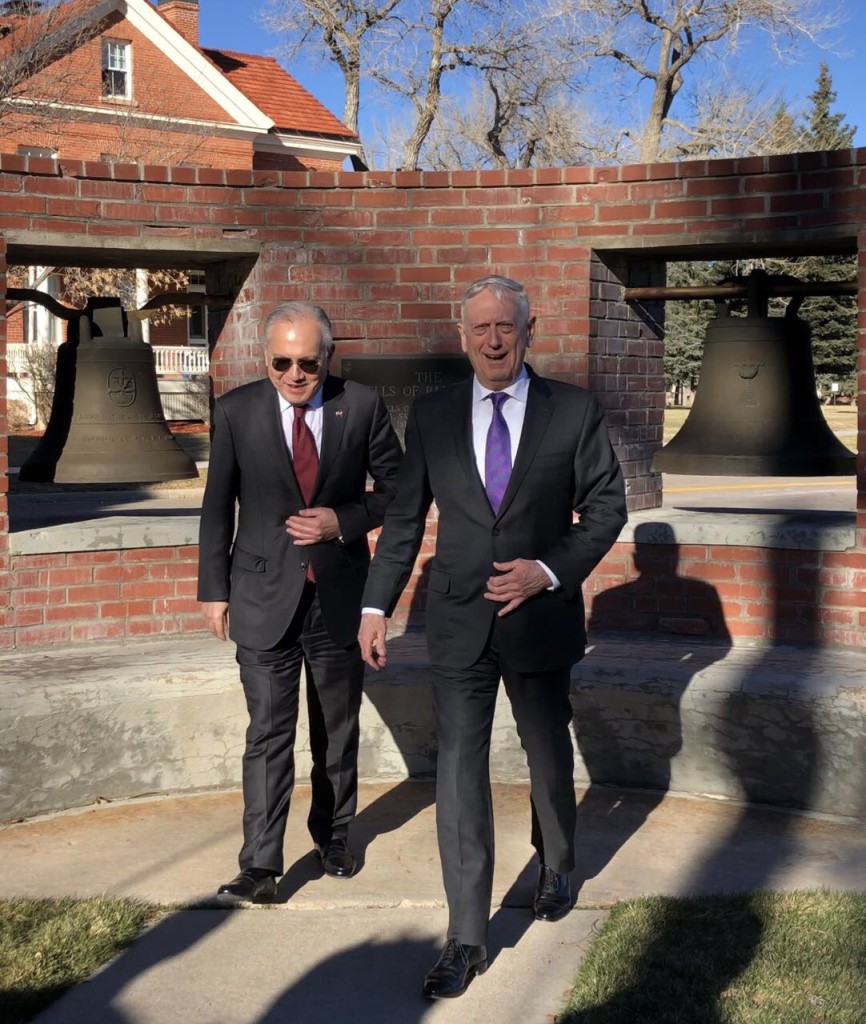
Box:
[359,275,627,998]
[198,302,402,904]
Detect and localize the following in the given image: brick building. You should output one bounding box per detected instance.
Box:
[2,0,361,362]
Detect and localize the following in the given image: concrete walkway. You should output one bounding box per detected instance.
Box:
[2,781,864,1024]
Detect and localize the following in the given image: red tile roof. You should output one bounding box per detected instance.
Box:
[202,47,356,141]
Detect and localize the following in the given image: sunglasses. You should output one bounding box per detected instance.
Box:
[271,356,322,374]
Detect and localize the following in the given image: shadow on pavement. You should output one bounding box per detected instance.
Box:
[565,514,824,1022]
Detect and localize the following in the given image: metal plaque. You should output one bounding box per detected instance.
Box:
[339,355,472,441]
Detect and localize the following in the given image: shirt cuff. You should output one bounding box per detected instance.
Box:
[362,607,386,616]
[536,560,560,591]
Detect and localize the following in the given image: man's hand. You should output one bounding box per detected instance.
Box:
[286,507,341,545]
[484,559,550,617]
[202,600,229,641]
[358,612,388,670]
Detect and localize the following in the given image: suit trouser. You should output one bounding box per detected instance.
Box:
[234,583,364,875]
[432,627,576,946]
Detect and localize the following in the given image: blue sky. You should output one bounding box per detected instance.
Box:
[197,0,866,152]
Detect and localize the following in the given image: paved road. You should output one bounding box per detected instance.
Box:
[663,474,857,513]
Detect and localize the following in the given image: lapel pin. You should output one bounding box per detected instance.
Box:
[335,410,344,417]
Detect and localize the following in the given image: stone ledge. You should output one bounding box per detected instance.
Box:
[7,507,857,556]
[624,507,856,551]
[1,632,863,823]
[8,512,200,555]
[572,636,866,821]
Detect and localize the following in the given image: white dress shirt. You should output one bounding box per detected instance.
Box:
[279,387,324,456]
[471,368,529,483]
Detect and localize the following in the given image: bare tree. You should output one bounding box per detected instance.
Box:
[659,71,801,159]
[12,338,58,430]
[411,74,614,170]
[0,0,109,132]
[262,0,406,165]
[553,0,844,163]
[369,0,507,169]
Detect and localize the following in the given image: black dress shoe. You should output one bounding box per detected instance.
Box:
[216,868,277,905]
[316,836,356,878]
[423,939,488,999]
[533,864,573,921]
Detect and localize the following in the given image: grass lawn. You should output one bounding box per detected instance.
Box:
[0,897,162,1024]
[2,891,864,1023]
[561,890,866,1024]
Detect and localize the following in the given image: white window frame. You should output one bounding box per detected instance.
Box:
[17,146,57,160]
[101,39,131,100]
[187,270,208,346]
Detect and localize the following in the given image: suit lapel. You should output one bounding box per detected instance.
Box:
[313,376,348,500]
[446,379,489,507]
[495,372,553,520]
[254,381,307,501]
[254,382,297,492]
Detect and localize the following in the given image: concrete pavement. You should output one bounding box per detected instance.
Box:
[2,781,864,1024]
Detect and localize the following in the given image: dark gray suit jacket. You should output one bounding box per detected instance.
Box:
[198,375,402,650]
[362,371,627,672]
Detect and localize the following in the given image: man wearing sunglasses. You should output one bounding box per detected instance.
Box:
[198,302,402,904]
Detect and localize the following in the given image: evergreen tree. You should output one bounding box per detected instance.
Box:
[801,62,855,151]
[796,64,857,395]
[663,262,720,403]
[665,66,858,403]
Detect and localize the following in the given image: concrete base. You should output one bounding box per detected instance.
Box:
[1,632,864,822]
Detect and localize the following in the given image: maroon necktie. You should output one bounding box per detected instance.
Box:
[292,405,318,503]
[291,405,318,580]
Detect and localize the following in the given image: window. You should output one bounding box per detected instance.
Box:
[101,39,130,99]
[17,146,56,160]
[187,270,208,346]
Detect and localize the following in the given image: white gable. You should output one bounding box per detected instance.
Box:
[107,0,274,131]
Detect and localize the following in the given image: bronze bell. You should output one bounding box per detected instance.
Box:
[653,290,856,477]
[20,297,199,484]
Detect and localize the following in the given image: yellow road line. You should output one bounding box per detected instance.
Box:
[665,480,855,494]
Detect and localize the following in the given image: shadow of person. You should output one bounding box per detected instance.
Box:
[572,521,731,894]
[25,907,235,1024]
[274,560,437,897]
[255,935,441,1024]
[563,515,824,1022]
[683,513,822,892]
[348,559,438,865]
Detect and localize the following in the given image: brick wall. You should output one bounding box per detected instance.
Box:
[1,150,864,649]
[0,237,8,646]
[157,0,199,46]
[6,547,200,647]
[587,541,866,650]
[22,11,234,122]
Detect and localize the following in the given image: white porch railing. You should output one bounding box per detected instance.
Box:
[6,343,209,377]
[152,345,209,376]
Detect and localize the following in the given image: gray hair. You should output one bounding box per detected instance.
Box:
[460,275,531,328]
[264,302,334,356]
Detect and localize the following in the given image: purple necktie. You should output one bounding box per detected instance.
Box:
[484,392,511,514]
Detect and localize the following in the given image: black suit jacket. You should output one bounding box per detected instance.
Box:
[198,375,402,650]
[363,371,627,672]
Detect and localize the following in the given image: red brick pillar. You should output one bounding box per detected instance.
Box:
[206,254,270,398]
[0,235,10,648]
[857,232,866,524]
[589,252,665,512]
